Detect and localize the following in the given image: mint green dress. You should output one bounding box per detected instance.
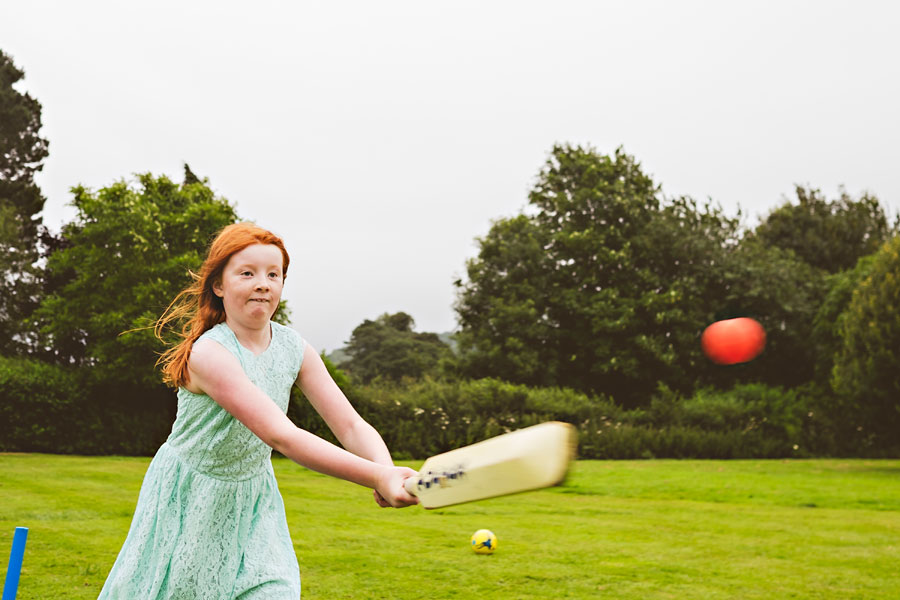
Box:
[99,322,305,599]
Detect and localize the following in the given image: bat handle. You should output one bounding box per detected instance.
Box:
[403,474,419,497]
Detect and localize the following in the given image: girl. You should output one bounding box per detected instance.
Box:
[99,223,417,599]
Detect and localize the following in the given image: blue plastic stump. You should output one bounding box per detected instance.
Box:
[2,527,28,600]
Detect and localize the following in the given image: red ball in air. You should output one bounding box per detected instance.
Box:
[701,317,766,365]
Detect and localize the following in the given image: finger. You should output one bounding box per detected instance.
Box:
[399,494,419,506]
[398,477,419,504]
[389,487,418,507]
[399,489,418,505]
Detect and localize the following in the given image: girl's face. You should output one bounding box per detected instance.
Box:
[213,243,285,328]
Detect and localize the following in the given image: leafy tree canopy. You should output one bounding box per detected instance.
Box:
[30,170,238,388]
[831,235,900,442]
[754,185,895,274]
[712,237,828,390]
[339,312,451,384]
[455,144,834,406]
[0,49,50,354]
[810,253,877,385]
[456,146,735,404]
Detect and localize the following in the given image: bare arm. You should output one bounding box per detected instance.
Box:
[187,338,417,507]
[296,345,393,465]
[296,345,416,506]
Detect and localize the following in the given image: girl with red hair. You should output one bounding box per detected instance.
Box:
[99,223,417,599]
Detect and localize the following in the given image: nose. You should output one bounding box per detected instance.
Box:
[255,276,269,291]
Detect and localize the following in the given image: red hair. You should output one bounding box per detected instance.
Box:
[156,222,290,387]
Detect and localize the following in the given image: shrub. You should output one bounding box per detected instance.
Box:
[287,377,840,460]
[0,357,87,453]
[0,356,174,455]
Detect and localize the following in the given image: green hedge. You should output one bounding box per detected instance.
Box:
[3,355,884,458]
[0,357,174,455]
[289,378,856,460]
[1,357,87,453]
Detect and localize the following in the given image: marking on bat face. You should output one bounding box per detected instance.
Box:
[416,465,466,491]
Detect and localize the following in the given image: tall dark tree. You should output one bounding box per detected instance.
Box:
[754,186,894,274]
[339,312,451,384]
[455,145,846,405]
[810,254,877,386]
[183,162,202,186]
[712,237,828,390]
[831,235,900,447]
[455,145,747,406]
[453,214,554,387]
[0,50,50,355]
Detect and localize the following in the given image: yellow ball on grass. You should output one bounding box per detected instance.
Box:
[470,529,498,554]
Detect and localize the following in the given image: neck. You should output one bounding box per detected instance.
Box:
[225,318,272,355]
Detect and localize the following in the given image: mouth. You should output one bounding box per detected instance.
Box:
[249,298,270,304]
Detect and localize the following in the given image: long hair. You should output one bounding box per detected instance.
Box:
[156,222,290,388]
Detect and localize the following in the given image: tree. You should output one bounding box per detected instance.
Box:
[810,253,877,385]
[754,186,894,274]
[455,144,850,405]
[710,238,828,390]
[339,312,451,384]
[831,235,900,446]
[455,145,750,406]
[30,171,238,389]
[0,50,50,355]
[453,214,555,387]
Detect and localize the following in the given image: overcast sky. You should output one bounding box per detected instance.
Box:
[2,1,898,352]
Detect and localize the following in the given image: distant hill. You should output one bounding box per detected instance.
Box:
[326,347,350,365]
[327,330,457,366]
[437,331,458,353]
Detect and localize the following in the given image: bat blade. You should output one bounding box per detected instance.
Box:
[404,421,577,509]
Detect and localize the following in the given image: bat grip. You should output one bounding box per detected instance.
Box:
[404,474,419,497]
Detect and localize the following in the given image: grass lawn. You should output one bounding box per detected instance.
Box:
[1,454,898,599]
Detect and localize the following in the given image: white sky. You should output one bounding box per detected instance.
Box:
[2,1,898,352]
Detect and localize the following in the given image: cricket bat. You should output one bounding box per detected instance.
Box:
[403,421,577,509]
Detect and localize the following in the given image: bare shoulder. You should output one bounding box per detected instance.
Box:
[190,336,231,362]
[297,342,325,380]
[185,337,242,395]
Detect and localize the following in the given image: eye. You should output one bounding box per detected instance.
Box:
[241,271,252,277]
[269,271,281,279]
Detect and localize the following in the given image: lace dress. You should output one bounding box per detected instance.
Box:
[98,321,305,599]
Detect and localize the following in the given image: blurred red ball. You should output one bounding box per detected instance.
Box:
[701,317,766,365]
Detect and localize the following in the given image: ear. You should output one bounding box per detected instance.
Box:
[212,278,224,298]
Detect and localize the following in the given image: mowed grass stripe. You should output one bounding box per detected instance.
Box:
[1,454,898,599]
